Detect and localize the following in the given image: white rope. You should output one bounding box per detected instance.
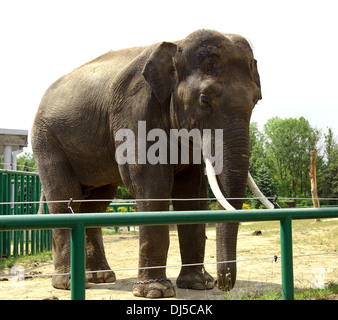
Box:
[1,252,337,280]
[271,197,338,201]
[1,196,338,206]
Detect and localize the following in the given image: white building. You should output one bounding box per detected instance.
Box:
[0,129,28,170]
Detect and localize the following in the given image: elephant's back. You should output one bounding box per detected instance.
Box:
[35,45,151,121]
[80,46,149,73]
[32,45,154,163]
[46,46,149,94]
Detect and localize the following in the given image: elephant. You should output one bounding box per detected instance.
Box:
[31,29,270,298]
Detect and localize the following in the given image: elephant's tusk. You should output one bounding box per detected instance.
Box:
[204,157,236,211]
[247,172,274,209]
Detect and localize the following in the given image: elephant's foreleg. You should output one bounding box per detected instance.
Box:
[176,224,214,290]
[133,224,174,298]
[128,183,174,297]
[121,164,175,298]
[172,166,214,290]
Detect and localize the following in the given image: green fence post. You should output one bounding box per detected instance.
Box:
[280,216,294,300]
[19,175,25,255]
[25,175,31,255]
[33,176,40,253]
[13,174,18,257]
[71,222,86,300]
[31,176,36,254]
[5,172,11,257]
[0,171,3,259]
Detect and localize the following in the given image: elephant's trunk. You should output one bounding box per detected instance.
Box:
[205,121,250,291]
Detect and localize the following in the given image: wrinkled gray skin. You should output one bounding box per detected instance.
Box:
[32,29,261,298]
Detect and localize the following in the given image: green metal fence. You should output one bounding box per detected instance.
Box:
[109,202,137,232]
[0,169,52,258]
[0,170,138,259]
[0,207,337,300]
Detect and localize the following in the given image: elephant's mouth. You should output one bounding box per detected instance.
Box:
[204,157,274,210]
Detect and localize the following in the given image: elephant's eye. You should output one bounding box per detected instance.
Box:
[199,94,211,108]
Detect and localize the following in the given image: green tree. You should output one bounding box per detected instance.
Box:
[323,127,337,162]
[320,148,338,203]
[248,164,276,209]
[319,128,338,204]
[255,164,277,198]
[17,152,37,172]
[247,123,272,207]
[264,117,320,198]
[249,122,266,177]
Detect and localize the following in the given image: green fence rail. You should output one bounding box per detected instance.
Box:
[0,169,52,258]
[0,207,337,300]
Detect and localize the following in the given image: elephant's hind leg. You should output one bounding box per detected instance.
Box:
[79,185,117,284]
[34,148,84,289]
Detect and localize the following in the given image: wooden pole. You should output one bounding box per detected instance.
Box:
[309,150,320,221]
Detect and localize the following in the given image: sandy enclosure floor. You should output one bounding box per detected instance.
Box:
[0,224,337,300]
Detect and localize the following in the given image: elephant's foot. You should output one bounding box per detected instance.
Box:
[85,258,116,283]
[52,274,91,290]
[132,279,175,298]
[86,269,116,284]
[176,267,214,290]
[52,274,71,290]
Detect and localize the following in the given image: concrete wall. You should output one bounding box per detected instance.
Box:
[0,129,28,170]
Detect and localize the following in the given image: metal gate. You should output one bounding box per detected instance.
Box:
[0,169,51,258]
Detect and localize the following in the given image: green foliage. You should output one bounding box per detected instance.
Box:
[319,128,338,204]
[0,153,37,171]
[208,201,217,210]
[263,117,320,198]
[249,164,277,208]
[294,282,338,300]
[249,118,338,205]
[324,127,337,161]
[0,251,53,271]
[17,152,37,172]
[249,122,266,177]
[223,281,338,300]
[320,148,338,204]
[256,164,276,195]
[117,206,135,212]
[115,185,133,199]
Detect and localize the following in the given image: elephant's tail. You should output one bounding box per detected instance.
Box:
[37,190,46,215]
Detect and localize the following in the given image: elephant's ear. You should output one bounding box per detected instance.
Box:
[253,59,262,100]
[142,42,178,103]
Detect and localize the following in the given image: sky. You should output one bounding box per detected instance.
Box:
[0,0,337,153]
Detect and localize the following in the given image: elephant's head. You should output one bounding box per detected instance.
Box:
[143,29,267,290]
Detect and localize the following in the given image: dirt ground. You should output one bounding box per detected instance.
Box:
[0,222,337,300]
